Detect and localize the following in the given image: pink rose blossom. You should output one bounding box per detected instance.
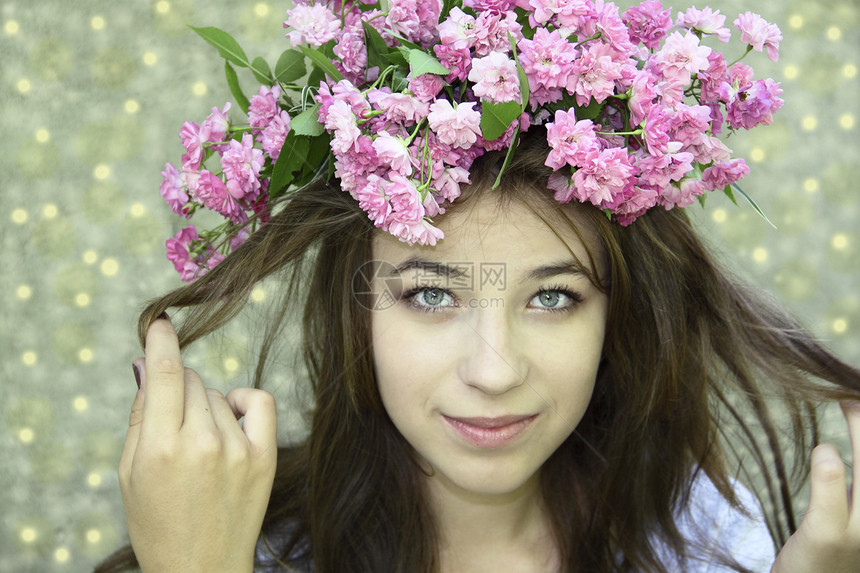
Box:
[734,12,782,62]
[725,77,784,130]
[432,165,469,202]
[438,7,476,51]
[196,170,247,224]
[472,11,523,57]
[635,150,695,189]
[408,73,446,103]
[606,183,660,226]
[166,226,204,283]
[179,120,210,170]
[529,0,596,37]
[517,28,578,108]
[373,132,414,176]
[386,173,425,224]
[702,158,750,191]
[433,44,472,83]
[622,0,673,51]
[571,147,636,206]
[160,163,191,217]
[326,99,363,154]
[468,52,521,104]
[388,218,445,246]
[260,110,292,160]
[642,105,679,157]
[284,3,340,47]
[659,178,707,209]
[464,0,516,10]
[628,69,658,127]
[427,100,482,149]
[334,27,369,85]
[385,0,421,44]
[666,104,713,151]
[676,7,731,43]
[567,42,626,106]
[202,103,232,153]
[369,90,429,124]
[221,133,264,200]
[652,30,712,85]
[594,0,635,57]
[248,86,281,130]
[357,174,392,227]
[545,110,601,169]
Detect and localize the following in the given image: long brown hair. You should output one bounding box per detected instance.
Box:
[96,131,860,572]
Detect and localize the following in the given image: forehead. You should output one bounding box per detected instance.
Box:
[373,193,604,274]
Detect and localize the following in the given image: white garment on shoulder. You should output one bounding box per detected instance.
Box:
[653,472,776,573]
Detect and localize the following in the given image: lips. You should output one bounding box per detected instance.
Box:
[443,414,537,448]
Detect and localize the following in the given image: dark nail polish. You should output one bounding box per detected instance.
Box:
[156,311,170,321]
[133,364,141,389]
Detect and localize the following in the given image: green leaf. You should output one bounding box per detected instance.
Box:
[299,45,343,82]
[270,132,310,194]
[298,133,333,182]
[189,26,250,68]
[250,56,274,85]
[508,32,530,113]
[405,48,450,77]
[224,61,250,114]
[363,21,390,71]
[480,100,521,141]
[307,66,326,90]
[492,125,521,189]
[574,98,603,120]
[721,184,738,205]
[730,183,777,229]
[275,49,307,84]
[290,104,324,136]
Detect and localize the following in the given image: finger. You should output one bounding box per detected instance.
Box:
[206,388,244,433]
[841,400,860,517]
[225,388,278,456]
[181,369,217,430]
[119,361,147,480]
[806,444,849,534]
[142,315,185,437]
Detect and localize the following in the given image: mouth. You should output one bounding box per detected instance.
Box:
[442,414,538,448]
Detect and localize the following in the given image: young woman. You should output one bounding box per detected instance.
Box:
[98,1,860,571]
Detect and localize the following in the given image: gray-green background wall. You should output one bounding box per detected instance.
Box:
[2,0,858,571]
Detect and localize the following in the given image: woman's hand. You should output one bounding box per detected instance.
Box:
[119,315,278,573]
[771,401,860,573]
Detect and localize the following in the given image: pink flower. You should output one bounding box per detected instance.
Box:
[432,165,469,202]
[438,7,476,51]
[370,90,429,125]
[373,132,414,176]
[628,69,658,127]
[260,110,292,160]
[387,218,445,246]
[283,3,341,47]
[517,28,578,108]
[659,178,706,209]
[567,42,626,106]
[248,86,281,130]
[676,7,731,43]
[726,78,784,130]
[604,183,660,224]
[635,150,695,189]
[529,0,596,36]
[571,147,635,206]
[179,120,210,170]
[202,103,232,152]
[408,73,446,103]
[622,0,673,50]
[545,109,601,169]
[385,0,421,43]
[433,44,472,83]
[472,11,523,57]
[594,0,635,57]
[652,30,712,85]
[326,100,363,154]
[221,133,264,200]
[427,100,482,149]
[642,105,680,157]
[468,52,521,104]
[160,162,190,217]
[357,174,392,227]
[666,104,713,151]
[464,0,516,10]
[196,170,247,224]
[386,173,425,224]
[702,158,750,191]
[734,12,782,62]
[166,225,204,283]
[334,27,369,85]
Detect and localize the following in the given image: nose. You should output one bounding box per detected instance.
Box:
[457,309,527,395]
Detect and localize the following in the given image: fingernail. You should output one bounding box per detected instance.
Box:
[156,311,170,321]
[133,363,141,389]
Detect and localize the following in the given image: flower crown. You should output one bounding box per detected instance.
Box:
[160,0,783,283]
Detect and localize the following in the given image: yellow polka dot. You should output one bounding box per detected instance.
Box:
[193,82,208,96]
[22,351,38,366]
[19,428,35,443]
[54,547,70,563]
[711,209,727,223]
[750,148,765,162]
[833,318,848,333]
[845,64,858,79]
[142,51,158,66]
[17,285,33,300]
[752,247,768,263]
[94,164,110,180]
[87,473,103,487]
[83,250,99,264]
[91,16,106,30]
[832,234,849,250]
[155,1,170,14]
[255,2,270,16]
[43,204,58,218]
[35,129,51,143]
[251,287,267,302]
[20,527,37,543]
[130,203,147,217]
[86,529,102,544]
[5,20,20,35]
[801,115,818,131]
[840,114,855,130]
[224,357,240,373]
[79,348,94,363]
[73,396,89,411]
[783,65,798,80]
[75,293,91,307]
[788,14,803,29]
[17,78,32,93]
[124,99,140,114]
[11,208,28,224]
[827,26,842,41]
[803,178,819,193]
[101,258,120,277]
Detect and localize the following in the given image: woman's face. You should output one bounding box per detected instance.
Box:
[371,193,609,498]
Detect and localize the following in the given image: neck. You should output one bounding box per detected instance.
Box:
[427,470,557,571]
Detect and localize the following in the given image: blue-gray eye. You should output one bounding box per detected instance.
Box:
[537,291,561,307]
[421,288,449,306]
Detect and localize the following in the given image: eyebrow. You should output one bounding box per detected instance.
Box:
[391,257,587,282]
